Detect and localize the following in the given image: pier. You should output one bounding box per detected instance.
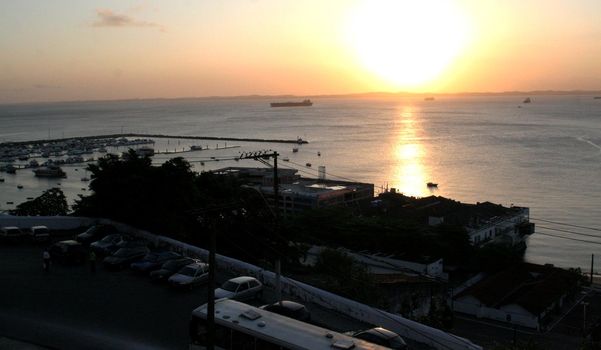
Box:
[0,133,308,148]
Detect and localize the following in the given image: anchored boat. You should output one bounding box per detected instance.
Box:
[34,165,66,178]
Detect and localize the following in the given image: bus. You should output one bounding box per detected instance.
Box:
[189,299,390,350]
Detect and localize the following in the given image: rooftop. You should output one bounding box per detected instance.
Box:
[455,263,579,315]
[378,193,527,229]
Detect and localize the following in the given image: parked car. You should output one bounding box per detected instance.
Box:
[76,225,113,245]
[28,226,51,243]
[260,300,311,322]
[90,234,124,255]
[116,236,147,248]
[130,251,181,273]
[149,257,197,282]
[103,246,150,270]
[352,327,407,350]
[0,226,25,243]
[214,276,263,301]
[49,240,87,264]
[168,262,210,289]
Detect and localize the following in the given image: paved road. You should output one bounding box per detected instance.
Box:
[0,244,368,350]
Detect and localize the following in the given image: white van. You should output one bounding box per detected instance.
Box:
[29,226,51,243]
[0,226,25,242]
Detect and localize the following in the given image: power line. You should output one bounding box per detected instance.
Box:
[535,230,601,246]
[531,217,601,233]
[285,159,367,184]
[534,224,601,239]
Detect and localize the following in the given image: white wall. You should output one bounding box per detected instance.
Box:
[454,297,539,329]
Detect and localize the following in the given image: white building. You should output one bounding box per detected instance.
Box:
[453,263,579,330]
[300,245,446,280]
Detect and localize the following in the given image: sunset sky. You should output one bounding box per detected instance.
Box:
[1,0,600,103]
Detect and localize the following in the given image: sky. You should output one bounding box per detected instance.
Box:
[1,0,600,103]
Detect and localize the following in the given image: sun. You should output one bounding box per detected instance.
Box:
[345,0,471,89]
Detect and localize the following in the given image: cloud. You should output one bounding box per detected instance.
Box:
[92,9,164,31]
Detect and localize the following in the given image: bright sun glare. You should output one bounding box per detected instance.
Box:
[346,0,471,89]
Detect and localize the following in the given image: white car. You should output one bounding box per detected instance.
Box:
[168,263,209,289]
[214,276,263,301]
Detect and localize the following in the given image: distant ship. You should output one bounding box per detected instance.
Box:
[594,96,601,100]
[424,97,435,101]
[523,97,532,103]
[270,99,313,107]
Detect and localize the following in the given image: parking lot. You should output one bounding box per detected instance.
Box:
[0,236,369,350]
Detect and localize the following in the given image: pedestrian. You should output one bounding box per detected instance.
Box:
[89,250,96,274]
[43,250,51,272]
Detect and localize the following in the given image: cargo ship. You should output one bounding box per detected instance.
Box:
[270,99,313,107]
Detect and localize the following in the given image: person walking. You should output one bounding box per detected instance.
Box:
[43,250,51,272]
[89,250,96,274]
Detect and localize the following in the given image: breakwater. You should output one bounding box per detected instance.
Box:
[0,133,308,148]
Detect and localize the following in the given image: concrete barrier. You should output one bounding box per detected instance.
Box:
[0,216,95,230]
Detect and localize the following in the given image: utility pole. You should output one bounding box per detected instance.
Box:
[591,254,595,285]
[583,301,589,335]
[191,203,241,350]
[238,150,282,301]
[207,217,216,350]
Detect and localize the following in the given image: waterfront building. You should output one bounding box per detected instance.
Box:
[377,193,534,247]
[213,167,374,214]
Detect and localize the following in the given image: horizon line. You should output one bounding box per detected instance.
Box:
[2,89,601,106]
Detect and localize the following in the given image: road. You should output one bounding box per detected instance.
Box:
[0,244,368,350]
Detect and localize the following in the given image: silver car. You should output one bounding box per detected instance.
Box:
[168,263,209,289]
[214,276,263,301]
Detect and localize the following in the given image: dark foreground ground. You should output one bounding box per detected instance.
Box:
[0,244,368,350]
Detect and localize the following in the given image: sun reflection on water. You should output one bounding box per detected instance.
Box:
[390,106,430,197]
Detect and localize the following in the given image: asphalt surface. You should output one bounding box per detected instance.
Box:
[0,243,369,350]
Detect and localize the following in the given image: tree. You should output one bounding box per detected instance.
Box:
[313,248,384,305]
[10,188,68,216]
[73,152,202,238]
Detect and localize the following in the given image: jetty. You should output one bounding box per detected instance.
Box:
[0,133,308,148]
